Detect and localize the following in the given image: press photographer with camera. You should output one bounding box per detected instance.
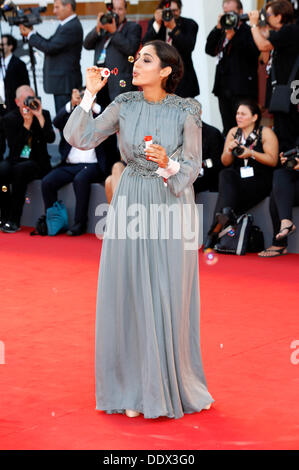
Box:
[204,99,278,250]
[83,0,142,109]
[0,85,55,233]
[205,0,260,136]
[258,145,299,257]
[142,0,199,98]
[248,0,299,152]
[19,0,83,114]
[0,34,29,116]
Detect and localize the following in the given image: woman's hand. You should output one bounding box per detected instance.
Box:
[227,139,240,153]
[86,66,108,96]
[237,146,253,159]
[145,144,169,168]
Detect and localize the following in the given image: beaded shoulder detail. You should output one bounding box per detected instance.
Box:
[114,91,143,104]
[114,92,202,127]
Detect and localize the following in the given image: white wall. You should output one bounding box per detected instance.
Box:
[181,0,257,130]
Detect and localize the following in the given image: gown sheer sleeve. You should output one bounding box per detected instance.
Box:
[63,93,120,150]
[167,101,202,197]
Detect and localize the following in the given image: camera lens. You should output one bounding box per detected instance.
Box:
[162,8,174,22]
[232,146,244,158]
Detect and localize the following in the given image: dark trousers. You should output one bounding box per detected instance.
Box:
[213,167,272,218]
[0,159,40,224]
[273,106,299,152]
[270,167,299,247]
[42,163,104,227]
[54,94,71,115]
[218,94,250,136]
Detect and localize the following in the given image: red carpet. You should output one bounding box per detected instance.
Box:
[1,227,298,450]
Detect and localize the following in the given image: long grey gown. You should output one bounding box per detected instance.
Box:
[64,91,214,419]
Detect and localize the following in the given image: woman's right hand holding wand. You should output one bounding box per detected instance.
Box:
[86,66,108,97]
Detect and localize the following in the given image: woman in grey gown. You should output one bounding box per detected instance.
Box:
[64,40,214,419]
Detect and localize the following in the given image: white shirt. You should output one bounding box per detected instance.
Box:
[0,53,12,102]
[153,21,172,45]
[66,100,101,164]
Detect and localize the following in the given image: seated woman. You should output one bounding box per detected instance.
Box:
[105,161,126,204]
[204,99,279,249]
[258,150,299,257]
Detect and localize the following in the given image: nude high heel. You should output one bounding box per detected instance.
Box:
[125,409,140,418]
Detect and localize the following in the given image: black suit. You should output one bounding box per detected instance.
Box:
[193,121,225,193]
[41,104,120,228]
[2,55,30,113]
[205,23,260,135]
[29,16,83,112]
[142,16,199,98]
[0,108,55,224]
[84,20,142,106]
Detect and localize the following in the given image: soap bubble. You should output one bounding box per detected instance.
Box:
[2,186,8,192]
[128,56,134,63]
[119,80,126,88]
[203,248,218,266]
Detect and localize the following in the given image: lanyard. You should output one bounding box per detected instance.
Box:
[103,18,127,49]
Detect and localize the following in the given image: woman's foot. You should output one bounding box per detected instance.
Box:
[125,409,140,418]
[203,403,212,410]
[276,219,296,241]
[258,246,287,257]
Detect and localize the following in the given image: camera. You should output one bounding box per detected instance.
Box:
[7,6,46,28]
[282,147,299,169]
[162,8,173,22]
[23,96,40,110]
[231,130,258,158]
[220,7,267,30]
[100,0,119,26]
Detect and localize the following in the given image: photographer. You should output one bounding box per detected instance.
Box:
[83,0,142,108]
[204,99,278,250]
[142,1,199,98]
[249,0,299,152]
[41,88,119,235]
[0,34,29,115]
[0,85,55,233]
[193,102,224,194]
[258,148,299,257]
[205,0,260,136]
[19,0,83,114]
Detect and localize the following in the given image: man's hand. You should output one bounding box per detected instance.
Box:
[216,14,223,30]
[30,98,45,128]
[101,17,117,34]
[154,8,163,26]
[96,12,104,33]
[71,89,82,108]
[248,10,260,26]
[19,24,33,37]
[164,17,176,31]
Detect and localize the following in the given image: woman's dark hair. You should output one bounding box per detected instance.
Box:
[266,0,294,24]
[236,99,262,128]
[144,40,184,93]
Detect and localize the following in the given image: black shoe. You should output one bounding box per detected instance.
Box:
[1,221,21,233]
[66,223,86,236]
[204,232,219,250]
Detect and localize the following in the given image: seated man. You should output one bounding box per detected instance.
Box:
[193,104,225,194]
[0,85,55,232]
[42,88,119,235]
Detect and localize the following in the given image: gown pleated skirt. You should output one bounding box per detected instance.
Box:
[95,165,214,419]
